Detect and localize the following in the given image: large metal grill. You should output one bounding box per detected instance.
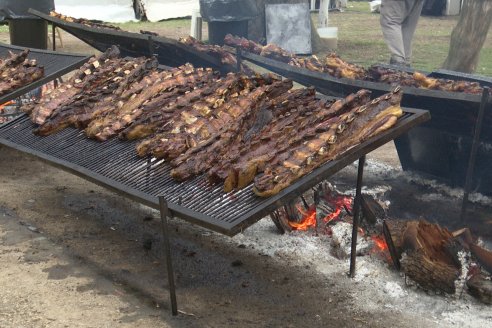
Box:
[0,42,90,104]
[29,9,236,75]
[0,109,429,236]
[236,50,492,194]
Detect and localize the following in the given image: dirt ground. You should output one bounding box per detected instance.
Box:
[0,26,489,328]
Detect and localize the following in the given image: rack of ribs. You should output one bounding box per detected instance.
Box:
[50,11,122,30]
[34,57,158,136]
[28,46,121,126]
[134,73,286,160]
[207,89,372,192]
[85,64,218,141]
[253,88,403,197]
[0,49,44,97]
[168,79,295,181]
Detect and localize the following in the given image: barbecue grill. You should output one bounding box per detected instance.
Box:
[0,42,90,106]
[236,50,492,195]
[0,107,429,314]
[29,9,237,75]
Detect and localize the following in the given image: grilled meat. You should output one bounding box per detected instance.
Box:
[50,11,121,30]
[0,49,44,97]
[85,64,217,141]
[226,34,484,94]
[179,36,254,75]
[134,73,286,159]
[34,57,157,136]
[28,46,121,126]
[169,80,294,181]
[209,89,372,192]
[253,88,403,197]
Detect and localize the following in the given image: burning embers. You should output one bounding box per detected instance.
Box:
[271,182,388,258]
[272,182,492,304]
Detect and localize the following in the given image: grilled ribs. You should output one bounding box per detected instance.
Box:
[85,64,218,141]
[50,11,121,30]
[253,88,404,197]
[135,73,286,160]
[35,57,157,136]
[225,34,484,94]
[208,89,372,192]
[179,36,254,75]
[169,79,294,182]
[0,49,44,97]
[28,46,121,126]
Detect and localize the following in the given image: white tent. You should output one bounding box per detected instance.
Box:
[140,0,198,22]
[55,0,136,22]
[54,0,198,23]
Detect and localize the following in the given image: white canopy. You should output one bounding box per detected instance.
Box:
[141,0,198,22]
[54,0,198,23]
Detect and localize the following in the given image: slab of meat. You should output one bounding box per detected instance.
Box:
[123,71,247,143]
[0,49,44,96]
[226,34,484,94]
[179,36,254,75]
[209,89,372,192]
[34,57,157,136]
[168,79,295,181]
[50,11,121,30]
[28,46,121,126]
[134,73,286,159]
[253,88,404,197]
[85,64,218,141]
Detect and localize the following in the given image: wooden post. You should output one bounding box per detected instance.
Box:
[318,0,329,28]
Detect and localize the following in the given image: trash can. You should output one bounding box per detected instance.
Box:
[200,0,258,45]
[0,0,55,49]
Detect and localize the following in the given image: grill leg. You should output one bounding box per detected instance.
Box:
[460,86,489,222]
[158,197,178,315]
[52,23,56,51]
[349,155,366,278]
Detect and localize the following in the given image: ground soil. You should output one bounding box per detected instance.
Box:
[0,23,489,328]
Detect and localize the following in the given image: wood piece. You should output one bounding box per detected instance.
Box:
[385,219,462,294]
[467,274,492,305]
[361,194,385,224]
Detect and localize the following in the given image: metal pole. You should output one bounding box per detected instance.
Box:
[236,47,242,73]
[349,155,366,278]
[460,86,489,222]
[158,197,178,315]
[52,23,56,51]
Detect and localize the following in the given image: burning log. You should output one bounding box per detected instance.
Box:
[467,274,492,305]
[384,219,462,294]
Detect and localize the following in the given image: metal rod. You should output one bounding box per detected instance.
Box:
[460,86,489,222]
[236,47,242,73]
[52,23,56,51]
[349,155,366,278]
[158,197,178,315]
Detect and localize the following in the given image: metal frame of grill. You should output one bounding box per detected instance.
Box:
[29,9,238,75]
[0,42,90,105]
[0,108,429,314]
[236,49,492,195]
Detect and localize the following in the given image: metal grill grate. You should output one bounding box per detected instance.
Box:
[0,43,90,104]
[0,109,429,236]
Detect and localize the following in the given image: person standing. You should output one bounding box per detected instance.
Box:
[380,0,425,66]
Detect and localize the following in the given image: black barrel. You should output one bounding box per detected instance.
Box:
[200,0,258,45]
[0,0,55,49]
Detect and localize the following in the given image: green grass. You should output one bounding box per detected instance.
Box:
[326,2,492,75]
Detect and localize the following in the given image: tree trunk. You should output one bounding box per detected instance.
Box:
[318,0,329,28]
[442,0,492,73]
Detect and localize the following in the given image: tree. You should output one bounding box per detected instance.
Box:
[442,0,492,73]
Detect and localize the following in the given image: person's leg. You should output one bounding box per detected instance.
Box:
[380,0,407,64]
[401,0,425,64]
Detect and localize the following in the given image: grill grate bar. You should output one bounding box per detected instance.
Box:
[0,109,429,236]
